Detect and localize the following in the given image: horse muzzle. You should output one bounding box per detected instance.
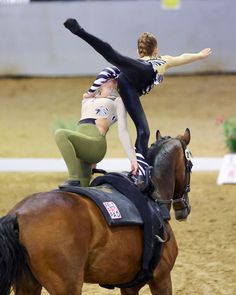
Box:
[173,196,191,221]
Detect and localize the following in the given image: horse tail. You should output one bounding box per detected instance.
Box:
[0,214,29,295]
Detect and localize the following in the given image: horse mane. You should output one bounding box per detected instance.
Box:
[146,136,171,165]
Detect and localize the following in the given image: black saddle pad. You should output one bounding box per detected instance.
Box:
[58,183,143,226]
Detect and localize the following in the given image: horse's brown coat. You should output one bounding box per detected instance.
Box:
[6,130,191,295]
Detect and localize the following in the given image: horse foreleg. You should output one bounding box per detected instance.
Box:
[148,223,177,295]
[120,284,144,295]
[148,274,172,295]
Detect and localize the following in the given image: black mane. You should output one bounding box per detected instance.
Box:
[147,136,171,165]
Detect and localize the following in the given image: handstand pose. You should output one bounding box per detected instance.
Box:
[64,18,212,185]
[55,79,138,187]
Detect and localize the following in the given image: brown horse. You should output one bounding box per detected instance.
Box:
[0,129,192,295]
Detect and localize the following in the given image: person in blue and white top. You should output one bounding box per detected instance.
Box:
[64,18,212,189]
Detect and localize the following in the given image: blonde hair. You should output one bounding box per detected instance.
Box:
[137,32,158,58]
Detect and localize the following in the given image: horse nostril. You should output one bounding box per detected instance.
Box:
[174,206,191,221]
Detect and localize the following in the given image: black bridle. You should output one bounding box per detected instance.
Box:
[151,138,193,213]
[172,143,193,215]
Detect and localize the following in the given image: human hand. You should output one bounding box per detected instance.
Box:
[64,18,82,34]
[199,48,212,59]
[83,92,95,99]
[131,160,138,176]
[91,163,97,169]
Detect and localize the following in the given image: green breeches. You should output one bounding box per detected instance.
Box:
[55,123,106,186]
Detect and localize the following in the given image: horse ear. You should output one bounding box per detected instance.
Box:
[156,130,162,140]
[182,128,191,145]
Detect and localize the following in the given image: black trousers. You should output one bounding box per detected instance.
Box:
[76,28,155,158]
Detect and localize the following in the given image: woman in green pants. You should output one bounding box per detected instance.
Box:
[55,79,138,187]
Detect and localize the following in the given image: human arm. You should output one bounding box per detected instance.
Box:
[115,97,138,175]
[162,48,212,69]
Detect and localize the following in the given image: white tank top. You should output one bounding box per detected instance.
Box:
[80,96,117,126]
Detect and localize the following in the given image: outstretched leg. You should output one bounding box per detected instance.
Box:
[64,18,154,91]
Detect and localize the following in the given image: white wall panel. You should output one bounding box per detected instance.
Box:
[0,0,235,76]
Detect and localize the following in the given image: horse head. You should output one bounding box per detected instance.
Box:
[147,128,193,221]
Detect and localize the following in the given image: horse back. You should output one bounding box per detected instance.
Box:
[8,190,143,285]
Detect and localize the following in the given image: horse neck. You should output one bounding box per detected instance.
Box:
[150,139,186,202]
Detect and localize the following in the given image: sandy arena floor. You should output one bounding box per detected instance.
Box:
[0,75,236,294]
